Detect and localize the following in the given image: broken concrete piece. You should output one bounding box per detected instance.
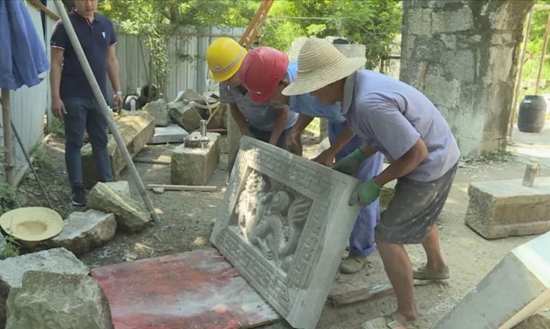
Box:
[465,177,550,239]
[0,248,89,327]
[6,271,114,329]
[167,89,202,107]
[515,311,550,329]
[143,98,170,127]
[148,123,189,145]
[49,210,117,255]
[434,231,550,329]
[105,180,131,198]
[171,132,221,185]
[88,182,151,232]
[211,136,362,329]
[82,111,155,188]
[168,102,203,132]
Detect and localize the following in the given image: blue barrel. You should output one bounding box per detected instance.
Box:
[518,95,546,133]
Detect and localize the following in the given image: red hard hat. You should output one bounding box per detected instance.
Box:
[238,46,289,103]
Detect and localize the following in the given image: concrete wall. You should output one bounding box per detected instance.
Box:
[400,0,534,156]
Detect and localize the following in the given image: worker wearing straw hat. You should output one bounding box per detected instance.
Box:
[238,46,383,275]
[283,37,460,328]
[205,37,297,149]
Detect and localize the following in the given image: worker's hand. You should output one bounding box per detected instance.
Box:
[52,97,66,118]
[349,179,380,206]
[311,149,335,167]
[287,134,303,156]
[113,93,123,111]
[332,148,369,176]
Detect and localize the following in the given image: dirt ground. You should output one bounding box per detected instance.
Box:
[17,129,550,329]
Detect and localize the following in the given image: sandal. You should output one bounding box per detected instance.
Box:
[413,265,450,280]
[362,313,417,329]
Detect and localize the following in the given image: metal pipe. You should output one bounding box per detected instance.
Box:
[1,89,15,186]
[535,14,550,95]
[10,120,54,209]
[509,7,534,140]
[53,0,160,223]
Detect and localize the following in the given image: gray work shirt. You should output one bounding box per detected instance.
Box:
[219,83,298,131]
[342,70,460,182]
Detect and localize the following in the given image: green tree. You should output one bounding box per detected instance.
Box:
[260,0,402,69]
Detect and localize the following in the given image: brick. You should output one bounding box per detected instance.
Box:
[211,137,362,329]
[171,132,221,185]
[465,178,550,239]
[434,232,550,328]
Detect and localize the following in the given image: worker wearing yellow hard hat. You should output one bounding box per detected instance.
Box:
[206,37,297,152]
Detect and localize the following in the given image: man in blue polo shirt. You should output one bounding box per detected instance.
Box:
[238,47,384,275]
[50,0,122,206]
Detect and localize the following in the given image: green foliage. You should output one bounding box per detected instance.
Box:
[48,118,64,137]
[521,0,550,95]
[0,235,20,259]
[260,0,402,69]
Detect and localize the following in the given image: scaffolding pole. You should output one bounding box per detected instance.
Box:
[53,0,159,223]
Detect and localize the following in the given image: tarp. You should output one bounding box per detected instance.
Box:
[0,0,49,90]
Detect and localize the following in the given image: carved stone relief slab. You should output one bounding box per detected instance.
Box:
[211,137,362,329]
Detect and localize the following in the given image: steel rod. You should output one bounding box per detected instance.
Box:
[10,120,54,209]
[509,7,534,140]
[1,89,15,186]
[53,0,159,223]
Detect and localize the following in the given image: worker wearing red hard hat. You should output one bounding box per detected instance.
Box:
[205,37,297,150]
[238,46,384,275]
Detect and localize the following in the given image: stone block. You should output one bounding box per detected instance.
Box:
[82,112,155,189]
[432,7,474,33]
[148,123,189,145]
[443,49,476,83]
[105,180,131,198]
[424,75,460,108]
[210,136,362,329]
[171,132,221,186]
[48,210,117,255]
[0,248,89,327]
[465,178,550,239]
[515,311,550,329]
[143,98,170,127]
[168,102,203,132]
[440,34,457,49]
[434,232,550,329]
[88,182,151,232]
[407,8,432,36]
[6,271,113,329]
[483,46,515,83]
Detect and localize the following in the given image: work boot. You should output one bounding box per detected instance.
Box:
[339,255,368,274]
[71,187,87,207]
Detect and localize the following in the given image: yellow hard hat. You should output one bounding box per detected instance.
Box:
[206,37,247,82]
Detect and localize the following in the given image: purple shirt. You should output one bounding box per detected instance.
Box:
[342,70,460,182]
[50,10,116,99]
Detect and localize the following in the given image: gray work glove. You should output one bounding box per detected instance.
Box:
[332,148,370,176]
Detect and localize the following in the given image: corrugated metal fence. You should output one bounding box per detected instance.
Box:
[0,1,49,184]
[109,27,246,101]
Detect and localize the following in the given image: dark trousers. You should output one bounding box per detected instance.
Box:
[249,125,291,150]
[63,97,113,191]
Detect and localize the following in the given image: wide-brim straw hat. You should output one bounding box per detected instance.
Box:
[282,37,366,96]
[0,207,63,242]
